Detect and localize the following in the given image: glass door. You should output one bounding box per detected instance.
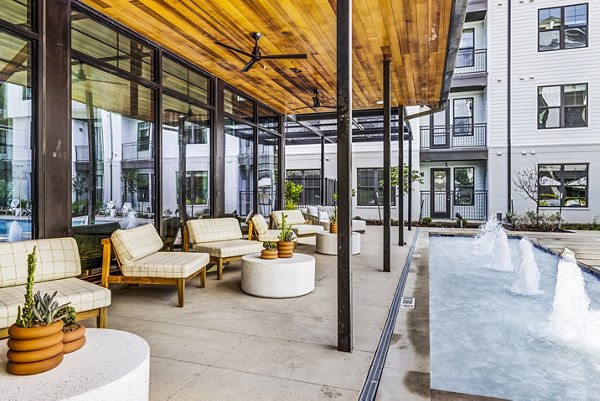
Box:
[431,168,451,218]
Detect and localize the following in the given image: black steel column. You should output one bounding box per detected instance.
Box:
[320,135,325,203]
[37,0,71,238]
[398,107,404,246]
[252,103,259,215]
[408,119,413,231]
[154,50,163,230]
[337,0,353,353]
[213,79,226,217]
[383,60,391,272]
[177,116,187,222]
[277,114,285,211]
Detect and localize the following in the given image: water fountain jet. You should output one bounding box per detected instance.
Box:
[511,239,541,295]
[7,221,21,242]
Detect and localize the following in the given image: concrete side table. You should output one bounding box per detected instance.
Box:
[352,220,367,233]
[0,329,150,401]
[316,231,361,255]
[241,253,315,298]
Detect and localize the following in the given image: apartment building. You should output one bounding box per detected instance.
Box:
[287,0,597,224]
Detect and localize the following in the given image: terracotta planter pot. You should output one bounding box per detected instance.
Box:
[7,320,65,375]
[63,324,86,354]
[329,223,338,233]
[261,249,278,260]
[277,241,294,258]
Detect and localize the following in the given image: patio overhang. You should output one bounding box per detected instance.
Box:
[80,0,468,113]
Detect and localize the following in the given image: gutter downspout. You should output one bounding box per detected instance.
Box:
[507,0,513,213]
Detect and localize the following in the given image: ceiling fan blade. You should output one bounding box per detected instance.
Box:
[241,58,258,72]
[262,53,307,60]
[214,41,254,58]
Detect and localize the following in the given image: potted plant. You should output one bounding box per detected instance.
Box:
[6,247,70,375]
[277,214,295,258]
[329,193,338,233]
[60,306,86,354]
[261,241,278,260]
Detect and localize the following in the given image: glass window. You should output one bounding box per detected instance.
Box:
[224,89,254,121]
[225,117,254,217]
[258,130,279,216]
[539,4,587,51]
[71,10,154,80]
[1,0,33,29]
[258,105,279,131]
[71,61,155,227]
[538,84,587,129]
[162,56,210,104]
[0,31,33,242]
[286,169,321,206]
[453,98,473,136]
[357,168,396,206]
[456,28,475,68]
[538,164,588,207]
[454,167,474,206]
[161,95,211,220]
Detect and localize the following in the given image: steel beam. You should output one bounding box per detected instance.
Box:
[383,60,391,272]
[320,136,325,203]
[398,107,405,246]
[408,118,413,231]
[213,79,226,216]
[337,0,353,353]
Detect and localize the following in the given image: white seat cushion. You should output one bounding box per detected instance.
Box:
[111,224,163,265]
[0,277,111,329]
[122,252,209,279]
[192,240,263,259]
[292,224,324,235]
[187,218,242,243]
[251,215,270,235]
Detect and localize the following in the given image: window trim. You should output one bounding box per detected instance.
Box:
[456,28,475,68]
[453,97,474,137]
[537,83,588,129]
[538,3,589,52]
[538,163,589,208]
[453,167,475,206]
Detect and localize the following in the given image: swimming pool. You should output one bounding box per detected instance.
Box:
[429,236,600,400]
[0,219,32,239]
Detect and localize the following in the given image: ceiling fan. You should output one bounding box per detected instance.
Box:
[292,89,336,112]
[215,32,307,72]
[71,63,126,86]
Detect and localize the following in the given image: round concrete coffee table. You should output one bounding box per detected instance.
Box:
[241,253,315,298]
[0,328,150,400]
[316,231,361,255]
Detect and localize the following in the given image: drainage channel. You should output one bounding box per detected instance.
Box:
[358,228,420,401]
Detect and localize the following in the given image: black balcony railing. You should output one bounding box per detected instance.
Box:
[420,123,486,150]
[420,190,487,221]
[454,49,487,74]
[122,141,154,161]
[74,145,104,162]
[286,177,337,207]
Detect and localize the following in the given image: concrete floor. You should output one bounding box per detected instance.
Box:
[98,226,416,401]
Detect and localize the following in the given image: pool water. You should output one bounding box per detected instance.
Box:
[430,236,600,401]
[0,219,32,237]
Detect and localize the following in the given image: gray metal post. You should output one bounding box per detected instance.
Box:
[408,118,413,231]
[398,107,405,246]
[213,80,226,217]
[320,135,325,204]
[383,60,391,272]
[337,0,353,353]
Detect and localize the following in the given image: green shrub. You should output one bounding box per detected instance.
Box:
[421,217,432,225]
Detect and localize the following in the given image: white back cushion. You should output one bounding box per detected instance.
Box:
[271,210,306,227]
[307,206,319,217]
[187,218,242,244]
[0,238,81,287]
[251,215,269,235]
[111,224,163,265]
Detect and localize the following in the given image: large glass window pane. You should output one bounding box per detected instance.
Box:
[225,118,254,217]
[453,98,473,136]
[71,62,155,228]
[258,105,279,130]
[72,11,154,81]
[357,168,395,206]
[565,4,588,49]
[563,164,587,207]
[0,32,33,241]
[257,131,278,216]
[454,167,474,206]
[538,164,563,207]
[161,95,211,221]
[1,0,33,28]
[162,57,210,104]
[224,89,254,121]
[539,164,588,207]
[456,29,474,68]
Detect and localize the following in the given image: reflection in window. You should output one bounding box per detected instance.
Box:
[162,56,210,104]
[453,98,473,136]
[357,168,396,206]
[225,118,254,217]
[224,89,254,121]
[539,4,587,51]
[71,62,155,227]
[454,167,474,206]
[1,0,33,29]
[258,131,278,216]
[161,95,211,220]
[538,84,587,129]
[538,164,588,207]
[0,31,33,242]
[456,28,474,68]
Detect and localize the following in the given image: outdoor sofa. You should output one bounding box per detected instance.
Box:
[247,214,282,242]
[271,209,325,237]
[0,238,111,338]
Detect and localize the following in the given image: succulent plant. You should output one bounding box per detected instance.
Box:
[15,247,37,328]
[32,291,70,325]
[278,214,295,242]
[263,241,277,250]
[59,306,78,326]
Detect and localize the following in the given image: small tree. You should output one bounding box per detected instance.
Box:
[284,180,303,210]
[122,169,141,204]
[72,175,89,203]
[386,164,423,194]
[513,165,539,207]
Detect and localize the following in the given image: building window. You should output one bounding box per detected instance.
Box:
[184,123,207,144]
[137,122,150,151]
[137,173,150,203]
[538,4,588,51]
[456,28,475,67]
[185,171,208,205]
[22,87,32,101]
[538,84,587,129]
[538,164,588,207]
[357,168,396,206]
[453,98,473,136]
[454,167,474,206]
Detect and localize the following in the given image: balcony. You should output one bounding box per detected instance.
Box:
[454,49,487,75]
[122,141,154,161]
[420,123,487,161]
[420,190,487,221]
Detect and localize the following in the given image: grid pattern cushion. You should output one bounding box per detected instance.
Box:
[0,238,81,287]
[187,218,242,244]
[192,239,263,258]
[271,210,306,228]
[122,252,209,279]
[292,224,324,236]
[111,224,163,265]
[257,230,282,242]
[0,277,111,329]
[251,214,269,235]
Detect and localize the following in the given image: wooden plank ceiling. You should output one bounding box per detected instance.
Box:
[81,0,454,114]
